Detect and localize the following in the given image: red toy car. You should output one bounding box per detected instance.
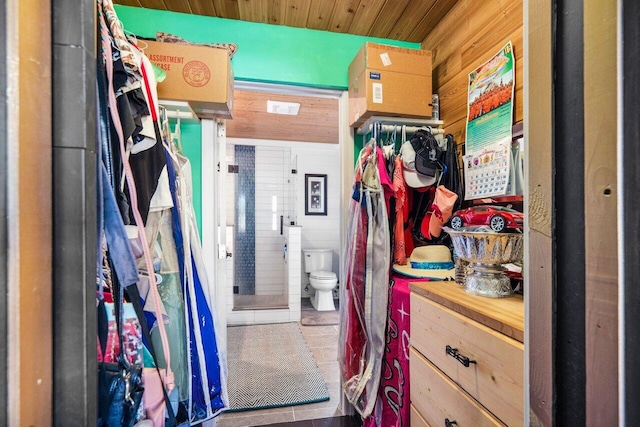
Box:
[449,205,524,232]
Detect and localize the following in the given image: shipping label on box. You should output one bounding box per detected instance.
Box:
[144,40,234,119]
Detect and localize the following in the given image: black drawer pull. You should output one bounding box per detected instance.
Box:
[446,345,476,367]
[445,419,458,427]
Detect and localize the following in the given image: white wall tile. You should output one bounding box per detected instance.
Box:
[254,310,291,324]
[227,310,255,325]
[289,309,301,322]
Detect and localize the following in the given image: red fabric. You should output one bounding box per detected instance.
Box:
[363,273,429,427]
[403,190,415,257]
[392,156,407,265]
[376,147,394,215]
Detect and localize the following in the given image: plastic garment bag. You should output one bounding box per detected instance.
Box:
[339,145,391,418]
[164,141,229,424]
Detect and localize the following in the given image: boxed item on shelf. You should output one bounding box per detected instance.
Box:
[348,42,433,127]
[144,40,234,119]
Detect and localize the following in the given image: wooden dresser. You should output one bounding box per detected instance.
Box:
[409,281,524,427]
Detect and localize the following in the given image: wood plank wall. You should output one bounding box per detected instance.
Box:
[421,0,523,150]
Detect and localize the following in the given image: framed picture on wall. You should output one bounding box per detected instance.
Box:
[305,174,327,216]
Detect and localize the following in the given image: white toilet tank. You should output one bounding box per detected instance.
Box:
[303,249,333,273]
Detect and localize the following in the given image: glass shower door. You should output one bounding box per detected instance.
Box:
[228,144,292,310]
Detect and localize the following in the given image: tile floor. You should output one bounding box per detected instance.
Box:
[216,299,346,427]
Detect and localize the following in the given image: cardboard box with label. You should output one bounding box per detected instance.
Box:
[144,40,234,119]
[348,42,432,127]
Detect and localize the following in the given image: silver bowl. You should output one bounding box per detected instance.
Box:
[444,227,523,298]
[443,227,524,264]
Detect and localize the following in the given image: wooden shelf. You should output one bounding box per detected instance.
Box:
[355,115,443,135]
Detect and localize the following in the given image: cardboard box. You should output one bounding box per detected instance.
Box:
[348,42,432,127]
[144,40,234,119]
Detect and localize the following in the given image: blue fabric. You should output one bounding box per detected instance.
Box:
[409,260,455,270]
[191,257,225,411]
[165,147,224,421]
[101,162,139,287]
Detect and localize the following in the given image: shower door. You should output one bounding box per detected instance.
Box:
[228,144,293,309]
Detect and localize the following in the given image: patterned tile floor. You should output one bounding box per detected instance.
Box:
[217,299,347,427]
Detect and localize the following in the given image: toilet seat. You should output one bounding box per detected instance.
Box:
[310,271,337,281]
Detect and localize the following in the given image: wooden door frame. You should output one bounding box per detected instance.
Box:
[5,0,53,425]
[526,0,622,424]
[0,0,8,424]
[524,0,554,423]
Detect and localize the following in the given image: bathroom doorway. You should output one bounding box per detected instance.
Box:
[227,143,296,310]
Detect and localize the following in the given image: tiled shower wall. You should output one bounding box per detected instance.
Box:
[233,145,256,295]
[229,145,290,297]
[254,147,290,296]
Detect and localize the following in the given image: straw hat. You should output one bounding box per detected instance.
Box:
[392,245,455,280]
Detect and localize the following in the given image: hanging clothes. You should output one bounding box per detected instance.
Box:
[339,144,391,418]
[96,1,228,424]
[392,156,408,265]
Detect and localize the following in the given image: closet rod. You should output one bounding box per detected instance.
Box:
[375,125,445,135]
[165,110,199,121]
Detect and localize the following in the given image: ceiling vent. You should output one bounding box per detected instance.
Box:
[267,100,300,115]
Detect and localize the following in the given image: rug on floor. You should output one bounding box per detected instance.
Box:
[300,309,340,326]
[226,322,330,412]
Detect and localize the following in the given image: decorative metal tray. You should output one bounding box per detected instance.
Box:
[443,226,523,265]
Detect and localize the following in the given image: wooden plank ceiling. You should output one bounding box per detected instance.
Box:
[227,90,339,143]
[114,0,458,43]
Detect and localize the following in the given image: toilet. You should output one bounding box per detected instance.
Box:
[303,248,338,311]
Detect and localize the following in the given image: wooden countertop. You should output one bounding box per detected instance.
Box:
[410,281,524,343]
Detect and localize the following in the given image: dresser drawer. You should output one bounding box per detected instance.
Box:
[410,293,524,426]
[411,403,431,427]
[410,348,504,426]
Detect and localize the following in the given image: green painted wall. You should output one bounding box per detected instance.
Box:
[115,5,422,233]
[115,5,419,89]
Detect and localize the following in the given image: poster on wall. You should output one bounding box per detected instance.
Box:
[464,41,515,200]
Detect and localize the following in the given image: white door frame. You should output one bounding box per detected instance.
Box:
[201,119,228,345]
[201,86,353,416]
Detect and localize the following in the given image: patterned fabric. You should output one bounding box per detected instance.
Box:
[100,0,139,75]
[102,302,143,366]
[363,275,427,427]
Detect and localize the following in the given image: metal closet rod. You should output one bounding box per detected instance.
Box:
[374,124,445,135]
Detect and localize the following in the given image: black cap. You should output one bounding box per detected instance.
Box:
[409,129,442,177]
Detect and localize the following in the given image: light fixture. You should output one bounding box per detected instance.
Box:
[267,100,301,116]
